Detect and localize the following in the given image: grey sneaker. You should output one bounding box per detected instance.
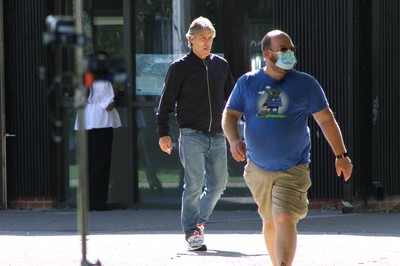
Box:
[187,230,207,251]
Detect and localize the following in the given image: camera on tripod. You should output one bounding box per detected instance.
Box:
[43,15,127,85]
[42,15,86,46]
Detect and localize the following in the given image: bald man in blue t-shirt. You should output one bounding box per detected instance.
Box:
[222,30,353,266]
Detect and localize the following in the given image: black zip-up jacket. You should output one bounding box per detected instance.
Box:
[156,50,235,137]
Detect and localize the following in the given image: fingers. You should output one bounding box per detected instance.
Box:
[336,158,353,181]
[231,150,246,162]
[336,168,342,177]
[230,140,246,162]
[342,166,353,181]
[339,169,351,181]
[159,136,172,155]
[161,145,172,154]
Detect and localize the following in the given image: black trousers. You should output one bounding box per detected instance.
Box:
[87,127,113,210]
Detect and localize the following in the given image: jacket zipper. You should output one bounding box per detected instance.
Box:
[204,60,212,132]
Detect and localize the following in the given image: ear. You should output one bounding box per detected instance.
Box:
[189,36,195,45]
[263,49,270,59]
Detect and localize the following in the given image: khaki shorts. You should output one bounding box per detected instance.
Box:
[244,161,312,222]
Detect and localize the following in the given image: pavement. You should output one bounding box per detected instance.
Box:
[0,208,400,266]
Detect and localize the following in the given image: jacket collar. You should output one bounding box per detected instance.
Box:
[189,49,211,62]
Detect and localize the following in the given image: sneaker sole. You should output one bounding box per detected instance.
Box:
[188,244,207,251]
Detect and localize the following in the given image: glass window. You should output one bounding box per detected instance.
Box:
[93,16,124,56]
[61,0,274,208]
[134,0,274,206]
[61,0,132,207]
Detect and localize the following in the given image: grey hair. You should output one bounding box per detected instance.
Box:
[185,16,216,48]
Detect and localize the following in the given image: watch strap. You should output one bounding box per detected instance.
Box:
[336,152,348,159]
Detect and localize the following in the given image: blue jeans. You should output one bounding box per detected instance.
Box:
[179,128,228,237]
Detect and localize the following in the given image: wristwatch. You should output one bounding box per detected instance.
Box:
[336,152,348,159]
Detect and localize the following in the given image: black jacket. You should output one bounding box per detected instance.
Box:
[156,50,235,137]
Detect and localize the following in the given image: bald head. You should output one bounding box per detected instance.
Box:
[261,30,292,52]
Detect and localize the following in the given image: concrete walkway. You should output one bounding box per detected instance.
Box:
[0,209,399,265]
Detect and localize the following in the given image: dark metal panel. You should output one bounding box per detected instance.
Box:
[123,0,139,203]
[274,0,354,198]
[377,0,400,196]
[356,0,373,201]
[4,0,53,198]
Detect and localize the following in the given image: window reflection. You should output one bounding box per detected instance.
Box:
[133,0,273,204]
[63,0,275,207]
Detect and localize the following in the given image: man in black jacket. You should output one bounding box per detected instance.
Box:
[156,16,235,251]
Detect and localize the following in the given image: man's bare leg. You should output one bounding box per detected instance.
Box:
[263,219,277,266]
[273,213,298,266]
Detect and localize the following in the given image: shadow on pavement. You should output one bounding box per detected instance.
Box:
[177,249,265,258]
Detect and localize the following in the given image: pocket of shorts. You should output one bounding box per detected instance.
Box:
[288,164,312,190]
[244,160,255,175]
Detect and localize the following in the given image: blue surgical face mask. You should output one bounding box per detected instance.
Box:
[276,50,297,70]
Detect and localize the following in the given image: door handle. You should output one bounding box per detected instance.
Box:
[5,134,16,137]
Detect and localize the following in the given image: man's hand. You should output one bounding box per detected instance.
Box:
[222,109,246,162]
[106,102,115,111]
[159,136,173,155]
[229,139,246,162]
[335,157,353,181]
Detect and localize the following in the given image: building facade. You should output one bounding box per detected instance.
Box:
[1,0,399,209]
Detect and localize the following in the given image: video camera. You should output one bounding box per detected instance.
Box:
[43,15,127,85]
[42,15,86,46]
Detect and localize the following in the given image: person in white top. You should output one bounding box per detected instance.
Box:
[74,51,121,211]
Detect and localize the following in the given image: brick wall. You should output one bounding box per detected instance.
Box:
[9,197,54,210]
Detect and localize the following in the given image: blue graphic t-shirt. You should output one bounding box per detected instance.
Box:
[226,69,328,172]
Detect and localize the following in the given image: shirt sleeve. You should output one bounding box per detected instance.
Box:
[156,63,180,137]
[225,74,246,113]
[306,74,329,114]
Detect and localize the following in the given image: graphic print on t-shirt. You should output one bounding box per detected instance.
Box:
[256,85,288,118]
